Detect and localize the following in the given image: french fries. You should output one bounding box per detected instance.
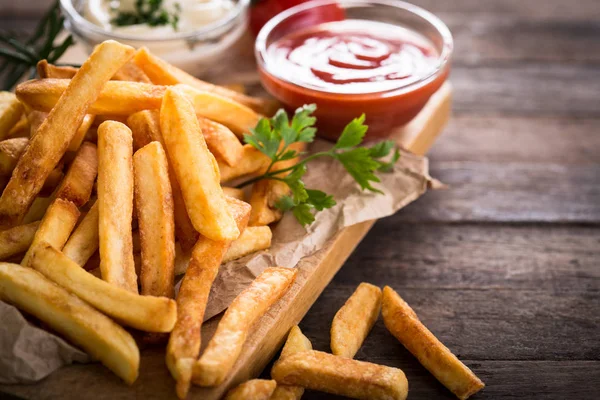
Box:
[97,121,137,293]
[0,221,40,260]
[270,326,312,400]
[113,61,152,83]
[6,115,29,138]
[68,114,95,152]
[27,110,47,137]
[160,87,238,242]
[193,267,297,386]
[222,187,245,201]
[127,109,198,251]
[37,60,78,79]
[63,201,99,266]
[225,379,277,400]
[30,243,177,332]
[133,47,274,115]
[53,141,98,206]
[196,116,243,167]
[382,286,484,400]
[0,41,134,229]
[218,144,269,183]
[249,142,306,226]
[272,350,409,400]
[0,138,28,176]
[331,283,382,359]
[222,226,272,263]
[167,197,250,399]
[21,198,80,267]
[0,263,140,384]
[133,141,175,298]
[0,92,24,140]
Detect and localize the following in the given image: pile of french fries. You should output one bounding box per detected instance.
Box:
[226,283,485,400]
[0,40,295,396]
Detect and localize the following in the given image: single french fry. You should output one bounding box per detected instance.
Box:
[6,115,29,138]
[270,326,312,400]
[249,142,306,226]
[272,350,408,400]
[54,141,98,206]
[93,114,128,126]
[382,286,484,400]
[21,198,80,267]
[127,109,198,251]
[0,92,24,140]
[68,114,96,152]
[223,226,272,263]
[133,47,273,115]
[37,60,78,79]
[331,283,382,359]
[196,116,243,167]
[16,79,163,115]
[23,196,53,224]
[160,87,238,242]
[63,201,99,266]
[0,41,134,229]
[175,84,260,137]
[0,138,28,176]
[113,60,152,83]
[193,267,297,386]
[0,263,139,384]
[133,141,175,298]
[225,379,277,400]
[0,221,40,260]
[218,144,269,183]
[97,121,137,293]
[167,197,250,399]
[222,187,245,201]
[30,243,177,332]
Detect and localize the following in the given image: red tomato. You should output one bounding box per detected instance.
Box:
[249,0,346,36]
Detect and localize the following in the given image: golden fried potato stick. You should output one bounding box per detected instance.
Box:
[21,198,80,267]
[0,138,28,176]
[167,197,250,399]
[97,121,137,293]
[0,92,24,140]
[249,142,306,226]
[221,83,245,94]
[0,262,140,384]
[127,109,161,151]
[63,201,99,266]
[160,87,239,242]
[0,221,40,260]
[382,286,484,400]
[225,379,277,400]
[54,141,98,207]
[68,114,95,152]
[272,350,408,400]
[30,243,177,332]
[113,61,152,83]
[221,187,245,201]
[0,41,134,229]
[193,267,297,387]
[36,60,78,79]
[218,144,269,183]
[270,325,312,400]
[222,226,272,263]
[196,116,243,167]
[331,283,382,359]
[133,47,274,115]
[6,115,29,139]
[133,142,175,298]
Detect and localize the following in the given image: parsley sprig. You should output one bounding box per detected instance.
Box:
[112,0,181,30]
[240,104,400,226]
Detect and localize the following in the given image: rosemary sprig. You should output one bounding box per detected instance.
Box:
[0,0,75,91]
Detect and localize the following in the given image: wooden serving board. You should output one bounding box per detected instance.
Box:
[0,81,451,400]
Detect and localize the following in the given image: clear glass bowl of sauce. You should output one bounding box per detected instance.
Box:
[255,0,453,140]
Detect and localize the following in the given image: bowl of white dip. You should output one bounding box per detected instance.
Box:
[60,0,249,75]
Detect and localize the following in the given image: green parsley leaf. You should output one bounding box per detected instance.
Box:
[334,148,383,193]
[305,189,337,211]
[333,114,368,149]
[292,203,316,226]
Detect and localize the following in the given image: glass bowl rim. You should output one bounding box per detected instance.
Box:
[59,0,250,42]
[254,0,454,97]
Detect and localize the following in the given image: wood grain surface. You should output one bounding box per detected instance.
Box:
[1,0,600,399]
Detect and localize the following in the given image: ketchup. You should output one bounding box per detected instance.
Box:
[258,18,450,141]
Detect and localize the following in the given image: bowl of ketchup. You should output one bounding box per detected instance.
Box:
[255,0,453,141]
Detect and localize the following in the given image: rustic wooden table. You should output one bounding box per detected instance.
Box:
[2,1,600,399]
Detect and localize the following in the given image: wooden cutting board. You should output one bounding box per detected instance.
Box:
[0,81,451,400]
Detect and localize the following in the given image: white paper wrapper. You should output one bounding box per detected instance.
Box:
[0,141,431,383]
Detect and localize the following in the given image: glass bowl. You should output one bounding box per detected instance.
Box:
[60,0,250,76]
[255,0,453,141]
